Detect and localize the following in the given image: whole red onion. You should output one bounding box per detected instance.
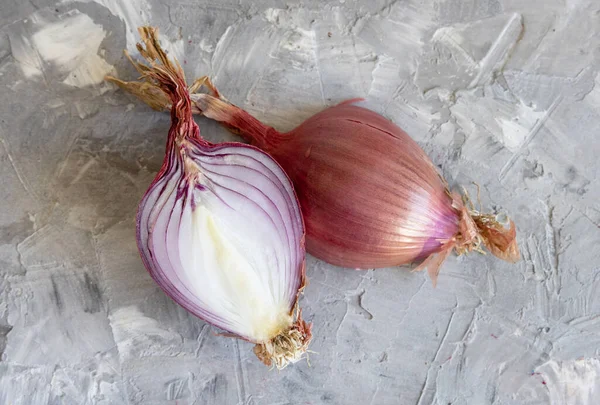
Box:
[195,96,519,283]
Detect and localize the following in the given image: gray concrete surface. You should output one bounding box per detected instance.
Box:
[1,0,599,404]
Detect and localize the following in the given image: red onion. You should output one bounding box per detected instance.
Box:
[107,28,311,369]
[112,27,520,286]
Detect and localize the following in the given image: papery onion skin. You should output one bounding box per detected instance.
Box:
[107,27,311,368]
[266,101,459,269]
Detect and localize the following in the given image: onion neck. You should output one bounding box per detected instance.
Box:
[105,27,205,147]
[192,94,283,153]
[169,97,203,147]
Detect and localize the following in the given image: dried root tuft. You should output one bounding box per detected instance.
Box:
[253,309,312,370]
[415,187,520,287]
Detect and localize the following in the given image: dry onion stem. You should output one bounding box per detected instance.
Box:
[109,26,520,287]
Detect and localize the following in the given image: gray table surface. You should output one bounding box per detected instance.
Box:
[1,0,599,404]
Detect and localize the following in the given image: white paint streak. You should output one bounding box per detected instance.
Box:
[0,138,37,200]
[66,0,152,51]
[496,102,546,152]
[417,13,523,94]
[8,36,44,79]
[499,95,562,180]
[11,10,114,88]
[468,13,523,88]
[537,359,600,405]
[108,306,183,359]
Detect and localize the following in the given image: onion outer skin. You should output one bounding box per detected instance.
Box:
[278,101,460,269]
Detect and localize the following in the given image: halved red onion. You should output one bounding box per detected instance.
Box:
[108,27,310,369]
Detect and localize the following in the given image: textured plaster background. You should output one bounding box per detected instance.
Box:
[1,0,599,404]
